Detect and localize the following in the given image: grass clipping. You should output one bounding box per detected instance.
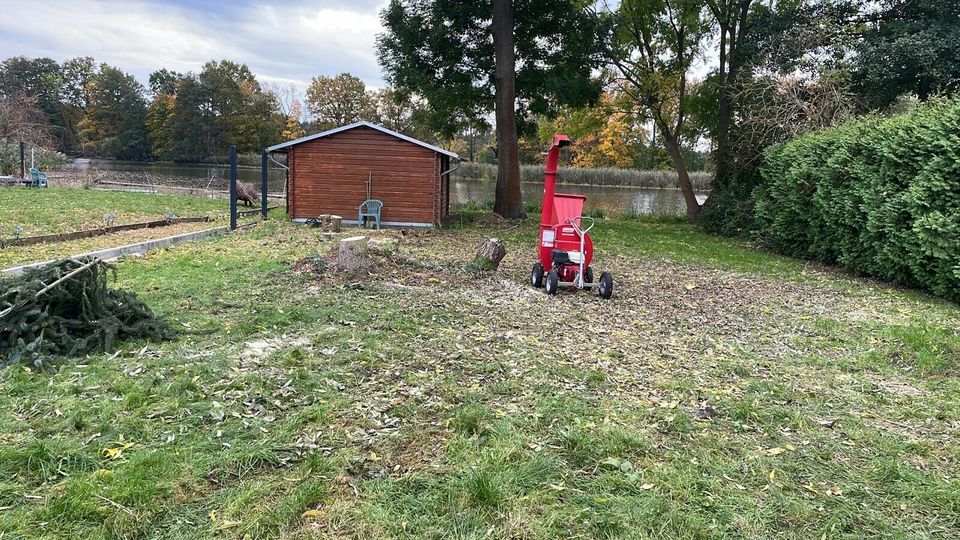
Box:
[0,258,174,368]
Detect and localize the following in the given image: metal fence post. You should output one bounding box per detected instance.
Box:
[229,145,238,231]
[261,149,268,220]
[19,141,25,179]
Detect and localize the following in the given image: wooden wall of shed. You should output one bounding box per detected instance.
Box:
[288,126,443,225]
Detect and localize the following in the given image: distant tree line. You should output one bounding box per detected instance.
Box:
[0,57,448,163]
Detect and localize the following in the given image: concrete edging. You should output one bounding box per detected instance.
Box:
[1,225,231,276]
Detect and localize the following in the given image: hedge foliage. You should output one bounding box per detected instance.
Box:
[754,98,960,301]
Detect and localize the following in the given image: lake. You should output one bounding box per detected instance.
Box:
[67,159,709,216]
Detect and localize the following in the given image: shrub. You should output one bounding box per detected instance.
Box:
[0,141,67,176]
[754,98,960,301]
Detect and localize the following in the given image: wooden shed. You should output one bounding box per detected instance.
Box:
[266,121,459,227]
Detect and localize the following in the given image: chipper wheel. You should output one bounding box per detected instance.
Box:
[598,272,613,299]
[545,269,559,295]
[531,262,545,288]
[584,266,594,284]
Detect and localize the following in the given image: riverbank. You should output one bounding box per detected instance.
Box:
[1,215,957,538]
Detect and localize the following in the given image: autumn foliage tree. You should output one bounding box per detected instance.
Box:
[282,100,306,140]
[305,73,372,131]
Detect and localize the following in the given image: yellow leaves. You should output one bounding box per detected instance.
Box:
[92,468,112,478]
[302,509,324,518]
[826,486,843,496]
[769,469,777,483]
[765,444,796,456]
[103,441,135,460]
[209,510,241,529]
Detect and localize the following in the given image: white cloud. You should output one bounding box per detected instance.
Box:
[0,0,388,94]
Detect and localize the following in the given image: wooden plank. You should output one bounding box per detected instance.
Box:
[0,217,211,248]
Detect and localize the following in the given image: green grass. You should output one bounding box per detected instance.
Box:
[1,212,958,539]
[0,187,227,237]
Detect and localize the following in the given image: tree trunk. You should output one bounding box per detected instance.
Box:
[491,0,525,219]
[662,133,701,219]
[714,21,732,189]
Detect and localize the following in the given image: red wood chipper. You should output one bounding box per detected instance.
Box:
[530,134,614,299]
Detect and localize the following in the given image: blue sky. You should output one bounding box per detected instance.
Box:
[0,0,389,96]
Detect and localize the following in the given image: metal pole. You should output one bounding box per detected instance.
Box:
[19,141,25,179]
[229,145,238,231]
[260,149,268,220]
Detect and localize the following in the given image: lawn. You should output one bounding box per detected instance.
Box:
[1,214,958,539]
[0,187,227,237]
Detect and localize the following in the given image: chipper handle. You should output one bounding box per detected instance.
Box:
[566,216,595,237]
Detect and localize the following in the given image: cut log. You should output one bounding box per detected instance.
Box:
[474,237,506,270]
[329,215,342,233]
[337,236,369,272]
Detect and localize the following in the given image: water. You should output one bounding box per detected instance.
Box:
[68,159,709,216]
[451,181,709,216]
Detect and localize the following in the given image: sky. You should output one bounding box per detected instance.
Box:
[0,0,389,95]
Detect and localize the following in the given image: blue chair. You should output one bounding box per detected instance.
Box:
[29,167,48,188]
[358,199,383,229]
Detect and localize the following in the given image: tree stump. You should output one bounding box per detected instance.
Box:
[474,237,506,270]
[337,236,369,272]
[329,215,342,232]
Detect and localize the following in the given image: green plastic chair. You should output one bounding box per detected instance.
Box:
[358,199,383,229]
[29,167,48,188]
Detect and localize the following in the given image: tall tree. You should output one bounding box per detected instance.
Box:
[0,94,52,147]
[78,65,149,160]
[491,0,521,217]
[0,57,71,151]
[282,100,306,140]
[609,0,709,218]
[851,0,960,109]
[705,0,755,189]
[378,0,609,218]
[149,68,183,97]
[304,73,373,131]
[371,87,428,137]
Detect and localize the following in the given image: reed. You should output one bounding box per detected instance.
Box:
[454,162,712,191]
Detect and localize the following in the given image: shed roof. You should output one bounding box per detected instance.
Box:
[266,121,459,158]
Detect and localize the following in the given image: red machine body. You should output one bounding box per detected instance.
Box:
[538,135,591,283]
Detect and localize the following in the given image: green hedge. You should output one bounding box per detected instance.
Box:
[754,98,960,302]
